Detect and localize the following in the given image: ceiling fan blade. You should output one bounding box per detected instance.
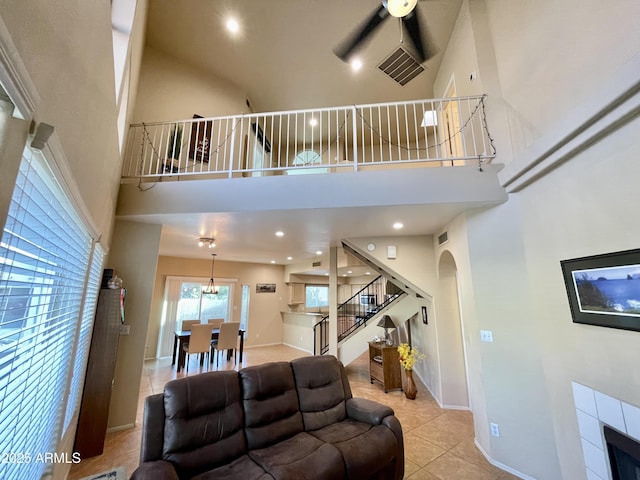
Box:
[401,9,436,63]
[334,3,390,62]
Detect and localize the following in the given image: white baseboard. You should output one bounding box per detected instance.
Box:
[282,342,312,353]
[473,437,534,480]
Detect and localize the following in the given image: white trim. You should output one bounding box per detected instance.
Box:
[166,275,238,284]
[282,342,312,354]
[474,437,534,480]
[500,59,640,193]
[34,131,100,241]
[0,14,40,119]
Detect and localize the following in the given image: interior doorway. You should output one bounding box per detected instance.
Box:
[437,250,470,408]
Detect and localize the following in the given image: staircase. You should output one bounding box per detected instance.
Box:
[313,275,405,355]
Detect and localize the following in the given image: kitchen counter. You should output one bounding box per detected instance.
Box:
[281,312,326,352]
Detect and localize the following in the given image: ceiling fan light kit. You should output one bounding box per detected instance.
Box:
[386,0,418,18]
[334,0,434,71]
[198,237,216,248]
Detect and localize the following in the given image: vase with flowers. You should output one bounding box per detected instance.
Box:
[397,343,425,400]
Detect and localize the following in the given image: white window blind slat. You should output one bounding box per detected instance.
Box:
[0,148,100,479]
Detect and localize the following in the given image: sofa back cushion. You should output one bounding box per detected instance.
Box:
[162,370,246,477]
[291,355,348,431]
[240,361,303,450]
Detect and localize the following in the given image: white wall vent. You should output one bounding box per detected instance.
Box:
[312,261,322,267]
[438,231,449,245]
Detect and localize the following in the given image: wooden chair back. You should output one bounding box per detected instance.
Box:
[207,318,224,329]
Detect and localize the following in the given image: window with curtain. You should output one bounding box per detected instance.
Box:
[158,277,234,358]
[0,148,98,479]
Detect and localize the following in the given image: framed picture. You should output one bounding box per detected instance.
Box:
[560,248,640,332]
[189,114,213,162]
[256,283,276,293]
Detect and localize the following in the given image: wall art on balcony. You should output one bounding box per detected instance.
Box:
[189,114,213,162]
[560,248,640,332]
[256,283,276,293]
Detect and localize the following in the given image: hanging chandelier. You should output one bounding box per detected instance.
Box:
[203,253,219,295]
[198,237,216,248]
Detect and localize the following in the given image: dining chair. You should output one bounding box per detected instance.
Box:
[207,318,224,328]
[211,321,240,368]
[181,319,201,331]
[182,323,213,371]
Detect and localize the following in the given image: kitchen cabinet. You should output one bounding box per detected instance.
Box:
[288,283,305,305]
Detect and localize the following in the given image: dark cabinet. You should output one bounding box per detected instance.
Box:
[74,288,121,458]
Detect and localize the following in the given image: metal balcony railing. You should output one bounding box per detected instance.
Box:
[121,96,495,181]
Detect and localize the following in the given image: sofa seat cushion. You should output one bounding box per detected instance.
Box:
[309,420,397,478]
[249,432,345,480]
[192,455,274,480]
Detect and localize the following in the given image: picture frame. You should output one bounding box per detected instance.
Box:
[560,248,640,332]
[256,283,276,293]
[189,114,213,162]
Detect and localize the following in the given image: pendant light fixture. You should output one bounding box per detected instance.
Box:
[203,253,219,295]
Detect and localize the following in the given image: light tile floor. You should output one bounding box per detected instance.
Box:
[68,345,520,480]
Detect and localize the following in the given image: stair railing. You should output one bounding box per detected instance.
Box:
[313,275,405,355]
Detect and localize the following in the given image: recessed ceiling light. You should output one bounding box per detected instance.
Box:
[287,256,293,261]
[225,17,240,34]
[309,118,318,127]
[347,270,352,274]
[393,222,404,230]
[350,58,362,72]
[366,272,371,275]
[270,260,276,264]
[275,231,284,237]
[316,250,322,255]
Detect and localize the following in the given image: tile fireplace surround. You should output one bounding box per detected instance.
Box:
[572,382,640,480]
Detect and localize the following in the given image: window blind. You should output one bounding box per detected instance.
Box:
[63,243,104,435]
[0,148,97,479]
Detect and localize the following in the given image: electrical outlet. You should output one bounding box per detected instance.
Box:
[480,330,493,342]
[490,422,500,437]
[119,324,130,335]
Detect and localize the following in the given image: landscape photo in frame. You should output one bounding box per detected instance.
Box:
[561,248,640,332]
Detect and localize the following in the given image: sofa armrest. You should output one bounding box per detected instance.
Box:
[140,393,165,463]
[130,460,179,480]
[346,397,394,425]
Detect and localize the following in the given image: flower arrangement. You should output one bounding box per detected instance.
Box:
[397,343,425,371]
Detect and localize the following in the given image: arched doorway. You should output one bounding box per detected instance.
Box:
[437,250,470,408]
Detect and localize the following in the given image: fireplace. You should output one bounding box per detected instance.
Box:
[604,426,640,480]
[572,382,640,480]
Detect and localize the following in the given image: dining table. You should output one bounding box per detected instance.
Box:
[172,327,245,372]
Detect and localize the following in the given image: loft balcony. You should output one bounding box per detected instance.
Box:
[121,96,496,182]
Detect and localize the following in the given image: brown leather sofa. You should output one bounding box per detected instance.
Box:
[130,355,403,480]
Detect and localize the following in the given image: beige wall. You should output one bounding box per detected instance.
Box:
[432,0,640,478]
[133,46,250,123]
[147,256,289,358]
[107,220,162,429]
[0,1,123,247]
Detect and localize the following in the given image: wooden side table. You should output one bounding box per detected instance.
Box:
[368,341,402,392]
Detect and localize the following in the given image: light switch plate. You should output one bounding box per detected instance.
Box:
[119,324,131,335]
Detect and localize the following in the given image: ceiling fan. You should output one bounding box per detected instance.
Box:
[334,0,436,64]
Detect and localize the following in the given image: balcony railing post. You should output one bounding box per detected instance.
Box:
[351,105,358,171]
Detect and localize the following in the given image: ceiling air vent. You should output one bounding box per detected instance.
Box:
[378,46,425,86]
[438,231,449,246]
[312,261,322,267]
